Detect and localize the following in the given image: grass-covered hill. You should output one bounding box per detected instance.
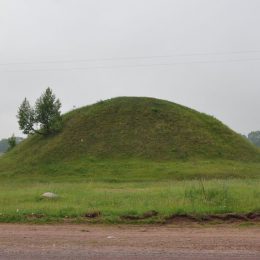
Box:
[1,97,259,166]
[1,96,260,180]
[1,97,260,223]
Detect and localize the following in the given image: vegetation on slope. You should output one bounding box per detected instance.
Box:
[2,97,259,165]
[0,97,260,223]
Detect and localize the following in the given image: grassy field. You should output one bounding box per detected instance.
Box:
[0,159,259,223]
[0,178,259,223]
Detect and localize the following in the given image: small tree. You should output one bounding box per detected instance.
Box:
[35,88,62,134]
[17,88,62,136]
[17,98,35,135]
[8,134,16,150]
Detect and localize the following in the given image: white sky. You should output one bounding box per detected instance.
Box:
[1,0,260,138]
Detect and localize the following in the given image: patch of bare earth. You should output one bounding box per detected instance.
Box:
[0,224,259,260]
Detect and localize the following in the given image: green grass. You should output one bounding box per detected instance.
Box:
[0,178,259,223]
[1,97,260,223]
[2,97,259,171]
[1,159,260,181]
[0,159,260,223]
[1,157,260,223]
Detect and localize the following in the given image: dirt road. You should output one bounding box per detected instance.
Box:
[0,224,259,259]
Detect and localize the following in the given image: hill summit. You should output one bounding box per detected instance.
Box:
[3,97,260,163]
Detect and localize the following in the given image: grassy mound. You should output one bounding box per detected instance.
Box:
[3,97,259,163]
[0,97,260,223]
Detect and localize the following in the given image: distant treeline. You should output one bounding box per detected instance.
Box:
[247,131,260,147]
[0,137,24,154]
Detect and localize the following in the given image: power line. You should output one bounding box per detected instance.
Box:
[1,57,260,72]
[1,50,260,66]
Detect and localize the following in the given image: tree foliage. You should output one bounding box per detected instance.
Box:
[7,134,17,150]
[17,88,62,136]
[17,98,35,135]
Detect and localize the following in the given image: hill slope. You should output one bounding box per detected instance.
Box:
[1,97,259,166]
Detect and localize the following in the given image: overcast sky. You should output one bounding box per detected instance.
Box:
[1,0,260,138]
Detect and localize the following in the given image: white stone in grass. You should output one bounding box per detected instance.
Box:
[42,192,58,199]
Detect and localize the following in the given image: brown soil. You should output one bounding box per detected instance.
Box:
[164,212,260,224]
[121,210,159,220]
[0,224,259,259]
